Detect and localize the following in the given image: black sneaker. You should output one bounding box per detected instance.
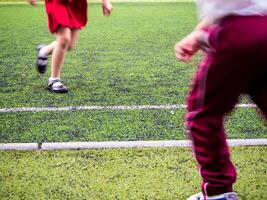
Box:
[47,79,68,93]
[36,44,48,74]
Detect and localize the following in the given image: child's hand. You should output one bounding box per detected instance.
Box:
[174,31,203,62]
[102,0,113,16]
[28,0,37,6]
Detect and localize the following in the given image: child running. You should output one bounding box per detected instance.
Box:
[28,0,113,93]
[175,0,267,199]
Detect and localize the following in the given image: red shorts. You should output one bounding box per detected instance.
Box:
[45,0,88,33]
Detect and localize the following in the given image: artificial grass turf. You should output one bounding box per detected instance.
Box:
[1,107,266,143]
[0,147,266,200]
[1,3,266,143]
[1,3,266,200]
[0,3,197,108]
[0,0,195,2]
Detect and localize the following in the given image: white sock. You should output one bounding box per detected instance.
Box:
[39,45,49,58]
[48,78,63,87]
[49,77,60,83]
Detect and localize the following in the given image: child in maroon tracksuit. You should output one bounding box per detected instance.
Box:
[175,1,267,200]
[28,0,113,93]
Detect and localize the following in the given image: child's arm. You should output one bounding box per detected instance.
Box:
[174,18,210,62]
[102,0,113,16]
[28,0,37,6]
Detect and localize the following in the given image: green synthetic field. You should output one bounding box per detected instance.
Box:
[0,0,194,3]
[0,2,267,200]
[1,147,267,200]
[0,3,266,142]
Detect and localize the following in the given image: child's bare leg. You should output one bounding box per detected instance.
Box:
[45,27,71,93]
[68,29,80,51]
[44,28,79,93]
[38,29,79,75]
[38,41,57,57]
[44,28,79,57]
[50,27,71,78]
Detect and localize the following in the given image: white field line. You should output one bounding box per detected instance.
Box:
[0,104,256,113]
[0,139,266,150]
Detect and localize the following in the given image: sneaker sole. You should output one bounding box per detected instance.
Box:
[47,87,68,93]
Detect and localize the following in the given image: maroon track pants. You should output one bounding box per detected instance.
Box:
[186,16,267,196]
